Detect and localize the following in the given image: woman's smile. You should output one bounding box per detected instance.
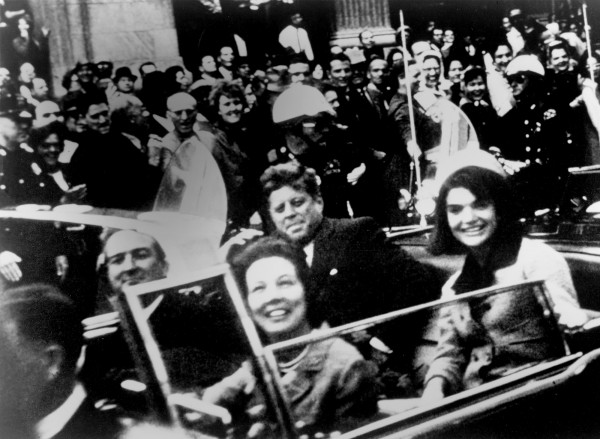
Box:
[446,187,498,251]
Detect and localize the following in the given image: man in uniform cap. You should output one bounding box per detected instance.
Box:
[495,54,573,213]
[270,84,373,218]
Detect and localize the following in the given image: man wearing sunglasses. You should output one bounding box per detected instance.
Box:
[271,84,372,218]
[495,54,572,214]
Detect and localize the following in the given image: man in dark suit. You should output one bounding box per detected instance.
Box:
[67,92,161,210]
[0,283,122,439]
[258,161,439,327]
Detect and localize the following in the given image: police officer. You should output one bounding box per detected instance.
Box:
[496,55,573,213]
[269,84,371,218]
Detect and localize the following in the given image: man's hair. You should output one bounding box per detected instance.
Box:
[462,65,486,85]
[29,121,67,149]
[208,80,246,113]
[110,94,144,132]
[493,41,513,56]
[288,54,308,67]
[429,166,522,255]
[260,162,321,206]
[359,29,372,43]
[548,40,571,60]
[318,81,338,95]
[79,91,108,116]
[0,284,83,373]
[219,46,234,56]
[229,236,323,327]
[368,57,387,70]
[99,228,167,266]
[328,53,351,69]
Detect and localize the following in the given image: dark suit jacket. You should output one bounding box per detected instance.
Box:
[53,397,122,439]
[67,131,160,210]
[309,217,439,327]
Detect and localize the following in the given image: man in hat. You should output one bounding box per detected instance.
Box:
[269,84,371,218]
[113,66,137,95]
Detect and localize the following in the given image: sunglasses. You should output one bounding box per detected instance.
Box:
[508,74,527,84]
[169,108,196,119]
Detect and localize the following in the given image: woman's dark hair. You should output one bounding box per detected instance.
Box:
[164,65,187,96]
[386,48,402,66]
[61,68,79,91]
[29,121,67,149]
[429,166,523,255]
[229,236,322,327]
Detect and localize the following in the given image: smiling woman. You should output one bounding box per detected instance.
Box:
[421,162,588,401]
[207,80,263,234]
[202,236,379,434]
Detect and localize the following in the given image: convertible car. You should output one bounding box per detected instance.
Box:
[1,199,600,439]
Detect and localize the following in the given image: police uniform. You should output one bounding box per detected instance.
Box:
[267,132,354,219]
[496,55,574,213]
[0,147,13,207]
[498,93,572,212]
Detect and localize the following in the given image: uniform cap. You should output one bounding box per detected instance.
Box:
[505,54,545,77]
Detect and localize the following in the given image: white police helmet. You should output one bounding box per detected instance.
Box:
[272,84,335,124]
[505,54,545,77]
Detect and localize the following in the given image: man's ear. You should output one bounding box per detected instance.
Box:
[314,195,324,214]
[43,344,65,381]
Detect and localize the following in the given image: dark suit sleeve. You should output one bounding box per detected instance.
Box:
[352,217,440,311]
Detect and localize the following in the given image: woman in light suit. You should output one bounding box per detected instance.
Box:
[421,164,587,400]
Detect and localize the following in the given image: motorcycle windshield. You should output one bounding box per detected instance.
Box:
[153,135,227,240]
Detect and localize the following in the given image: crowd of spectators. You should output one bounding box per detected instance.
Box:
[0,6,598,227]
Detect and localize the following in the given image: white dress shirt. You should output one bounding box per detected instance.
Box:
[278,25,314,61]
[35,382,86,439]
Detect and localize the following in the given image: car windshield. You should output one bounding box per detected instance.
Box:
[117,272,572,438]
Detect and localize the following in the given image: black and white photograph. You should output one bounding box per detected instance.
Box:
[1,0,600,437]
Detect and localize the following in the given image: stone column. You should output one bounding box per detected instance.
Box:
[330,0,395,48]
[29,0,182,95]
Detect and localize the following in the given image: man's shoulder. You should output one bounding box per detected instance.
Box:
[323,216,379,235]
